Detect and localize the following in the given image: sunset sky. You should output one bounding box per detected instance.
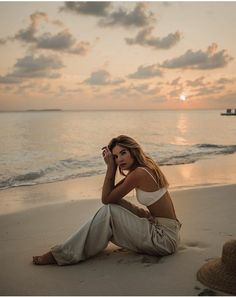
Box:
[0,1,236,110]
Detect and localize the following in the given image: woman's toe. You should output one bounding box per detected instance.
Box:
[32,256,40,265]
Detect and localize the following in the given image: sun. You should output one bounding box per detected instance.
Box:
[179,94,187,101]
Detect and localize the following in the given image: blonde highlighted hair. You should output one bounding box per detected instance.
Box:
[108,135,169,188]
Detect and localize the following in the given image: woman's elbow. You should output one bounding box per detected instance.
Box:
[102,196,110,205]
[102,199,109,205]
[102,195,117,205]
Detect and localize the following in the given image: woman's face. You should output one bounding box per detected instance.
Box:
[112,145,135,171]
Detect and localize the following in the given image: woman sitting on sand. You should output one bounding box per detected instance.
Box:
[33,135,181,265]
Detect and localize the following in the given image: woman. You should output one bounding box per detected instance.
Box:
[33,135,181,265]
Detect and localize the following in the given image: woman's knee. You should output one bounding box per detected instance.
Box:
[98,204,119,214]
[98,203,128,223]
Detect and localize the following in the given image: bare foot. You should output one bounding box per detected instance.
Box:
[32,251,57,265]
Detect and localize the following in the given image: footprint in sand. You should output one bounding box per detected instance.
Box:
[179,241,208,251]
[116,254,162,266]
[141,255,162,264]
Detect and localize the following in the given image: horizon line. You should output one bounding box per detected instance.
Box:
[0,108,228,112]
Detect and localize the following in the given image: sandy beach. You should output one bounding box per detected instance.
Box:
[1,0,236,294]
[0,177,235,295]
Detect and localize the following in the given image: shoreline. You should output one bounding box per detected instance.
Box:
[0,152,236,216]
[1,183,235,295]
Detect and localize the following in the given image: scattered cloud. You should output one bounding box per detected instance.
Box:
[99,3,155,28]
[14,11,48,43]
[160,43,234,69]
[128,64,163,79]
[216,77,236,85]
[194,85,225,97]
[113,82,161,97]
[61,2,155,29]
[36,29,90,55]
[83,70,124,85]
[170,77,182,85]
[126,26,182,49]
[168,87,184,98]
[4,11,91,55]
[60,2,111,17]
[186,76,206,87]
[132,83,160,95]
[0,54,64,84]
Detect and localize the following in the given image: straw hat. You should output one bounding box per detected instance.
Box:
[197,239,236,295]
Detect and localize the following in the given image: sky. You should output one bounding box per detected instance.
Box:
[0,1,236,111]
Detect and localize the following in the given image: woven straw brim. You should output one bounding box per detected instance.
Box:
[197,258,236,295]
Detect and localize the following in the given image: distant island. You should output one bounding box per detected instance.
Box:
[26,109,62,112]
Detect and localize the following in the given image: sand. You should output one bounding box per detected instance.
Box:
[0,180,236,295]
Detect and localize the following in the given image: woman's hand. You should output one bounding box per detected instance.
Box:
[102,146,117,170]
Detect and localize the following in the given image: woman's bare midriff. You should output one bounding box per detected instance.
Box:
[147,191,178,220]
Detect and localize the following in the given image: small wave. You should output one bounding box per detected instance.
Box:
[0,162,105,190]
[1,143,236,190]
[154,143,236,166]
[195,144,236,155]
[196,144,224,149]
[0,170,46,189]
[15,171,45,181]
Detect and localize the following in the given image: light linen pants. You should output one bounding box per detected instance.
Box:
[51,200,181,265]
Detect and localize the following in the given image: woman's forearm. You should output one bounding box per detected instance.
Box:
[102,167,116,203]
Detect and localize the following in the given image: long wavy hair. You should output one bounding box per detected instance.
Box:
[108,135,169,188]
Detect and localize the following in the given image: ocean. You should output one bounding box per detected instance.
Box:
[0,109,236,190]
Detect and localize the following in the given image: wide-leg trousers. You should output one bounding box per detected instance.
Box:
[51,200,181,265]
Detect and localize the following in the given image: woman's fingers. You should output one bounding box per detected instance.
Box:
[102,146,112,157]
[102,146,111,152]
[102,146,116,167]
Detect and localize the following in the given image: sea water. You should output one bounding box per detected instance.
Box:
[0,109,235,190]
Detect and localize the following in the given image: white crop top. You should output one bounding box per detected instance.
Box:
[135,167,167,206]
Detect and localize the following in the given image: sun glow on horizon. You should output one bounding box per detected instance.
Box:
[179,94,187,101]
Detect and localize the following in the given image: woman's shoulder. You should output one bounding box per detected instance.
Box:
[135,166,154,175]
[127,166,147,179]
[135,166,159,183]
[131,166,156,180]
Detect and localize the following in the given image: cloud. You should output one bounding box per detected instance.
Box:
[0,12,47,45]
[160,43,234,69]
[194,85,224,97]
[186,76,206,87]
[99,3,155,28]
[5,11,90,55]
[0,54,64,84]
[83,70,124,85]
[168,87,184,98]
[61,2,155,29]
[60,2,111,17]
[126,26,181,49]
[14,11,48,43]
[128,64,163,79]
[216,77,236,85]
[113,82,160,97]
[170,77,182,85]
[132,83,160,95]
[0,76,22,84]
[36,29,90,55]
